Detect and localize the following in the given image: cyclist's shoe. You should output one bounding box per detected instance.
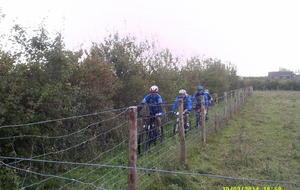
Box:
[195,123,202,129]
[155,112,163,117]
[157,126,163,143]
[171,111,177,117]
[187,122,191,131]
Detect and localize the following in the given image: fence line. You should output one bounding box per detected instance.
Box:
[0,107,128,129]
[9,120,128,165]
[0,86,275,190]
[0,109,129,140]
[22,138,127,190]
[1,156,299,186]
[0,161,106,190]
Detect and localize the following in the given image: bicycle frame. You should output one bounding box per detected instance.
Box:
[173,111,191,135]
[138,115,161,155]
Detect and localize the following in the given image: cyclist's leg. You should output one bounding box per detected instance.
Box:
[173,117,179,135]
[156,116,161,129]
[155,113,164,143]
[183,113,188,129]
[205,106,209,120]
[156,116,161,139]
[148,114,156,146]
[186,113,190,130]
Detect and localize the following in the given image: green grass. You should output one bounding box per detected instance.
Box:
[144,91,300,190]
[35,91,300,190]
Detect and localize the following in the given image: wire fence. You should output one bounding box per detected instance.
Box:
[2,86,298,190]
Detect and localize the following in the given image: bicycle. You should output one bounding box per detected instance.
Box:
[138,114,163,155]
[194,105,206,129]
[173,111,191,135]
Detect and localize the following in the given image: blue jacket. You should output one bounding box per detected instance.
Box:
[141,94,163,114]
[191,92,209,107]
[172,95,192,111]
[204,92,212,106]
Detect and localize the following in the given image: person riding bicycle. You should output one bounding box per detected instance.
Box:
[191,85,205,128]
[172,89,192,131]
[204,89,212,120]
[138,85,163,140]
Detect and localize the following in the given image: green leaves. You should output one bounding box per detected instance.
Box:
[0,26,244,189]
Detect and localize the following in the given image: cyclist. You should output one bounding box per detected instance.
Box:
[204,89,212,120]
[191,86,205,128]
[172,89,192,131]
[138,85,163,141]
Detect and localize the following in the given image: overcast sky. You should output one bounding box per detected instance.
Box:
[1,0,300,76]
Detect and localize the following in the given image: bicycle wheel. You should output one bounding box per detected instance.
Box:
[138,121,149,155]
[138,132,142,155]
[173,121,178,135]
[160,125,164,143]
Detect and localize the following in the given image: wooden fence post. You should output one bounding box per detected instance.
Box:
[232,91,235,114]
[242,88,245,105]
[229,91,233,119]
[128,106,137,190]
[224,92,228,123]
[233,91,236,115]
[214,93,218,133]
[238,89,242,110]
[201,95,206,143]
[231,91,233,115]
[234,90,238,114]
[178,98,186,165]
[236,90,239,111]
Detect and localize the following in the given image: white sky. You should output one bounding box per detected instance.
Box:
[1,0,300,76]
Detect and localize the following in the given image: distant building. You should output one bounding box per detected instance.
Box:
[268,71,295,79]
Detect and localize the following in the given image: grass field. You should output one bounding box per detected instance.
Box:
[40,91,300,190]
[144,91,300,190]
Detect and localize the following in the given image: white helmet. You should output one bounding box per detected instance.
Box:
[149,85,159,93]
[179,89,187,95]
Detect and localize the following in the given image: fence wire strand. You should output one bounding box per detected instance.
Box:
[0,87,267,190]
[0,109,128,140]
[0,161,107,190]
[9,120,128,165]
[1,156,299,186]
[0,107,128,129]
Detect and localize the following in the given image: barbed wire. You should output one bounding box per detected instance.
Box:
[9,120,128,165]
[138,129,178,187]
[57,139,128,190]
[21,137,128,189]
[0,161,106,190]
[0,109,128,140]
[0,87,256,189]
[20,144,34,187]
[0,107,128,129]
[81,150,128,190]
[139,126,196,187]
[101,125,177,188]
[4,154,299,186]
[0,88,251,130]
[137,97,250,187]
[100,169,127,188]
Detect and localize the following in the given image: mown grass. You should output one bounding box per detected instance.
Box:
[38,91,300,190]
[144,91,300,190]
[39,93,240,190]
